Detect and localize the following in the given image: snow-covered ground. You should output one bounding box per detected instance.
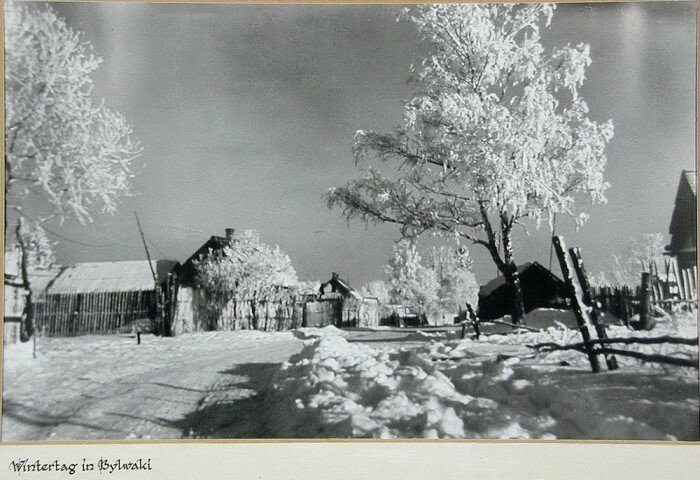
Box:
[2,330,305,440]
[267,316,699,440]
[2,314,698,441]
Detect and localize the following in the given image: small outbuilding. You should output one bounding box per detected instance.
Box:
[477,262,568,320]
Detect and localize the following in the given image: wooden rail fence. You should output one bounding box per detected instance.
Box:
[550,236,697,373]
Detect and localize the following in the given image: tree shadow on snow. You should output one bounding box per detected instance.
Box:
[173,363,282,439]
[1,399,124,440]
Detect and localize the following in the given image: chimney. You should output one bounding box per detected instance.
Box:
[225,228,235,240]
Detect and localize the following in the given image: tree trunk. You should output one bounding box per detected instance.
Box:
[16,218,36,341]
[478,202,525,324]
[250,299,258,330]
[503,261,525,324]
[501,224,525,324]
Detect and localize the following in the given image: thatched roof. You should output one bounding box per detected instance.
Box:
[479,263,553,297]
[47,260,178,294]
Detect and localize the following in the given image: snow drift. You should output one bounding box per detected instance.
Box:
[267,319,698,440]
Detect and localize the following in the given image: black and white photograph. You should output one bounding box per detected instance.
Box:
[2,0,698,442]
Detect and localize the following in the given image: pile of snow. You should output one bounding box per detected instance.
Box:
[479,313,699,374]
[268,335,484,438]
[266,315,698,440]
[3,340,35,364]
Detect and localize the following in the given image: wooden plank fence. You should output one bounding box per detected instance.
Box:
[35,290,157,336]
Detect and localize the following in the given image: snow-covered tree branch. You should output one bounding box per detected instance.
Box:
[5,2,142,224]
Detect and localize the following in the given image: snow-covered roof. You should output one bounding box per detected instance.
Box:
[30,267,63,297]
[479,263,535,297]
[335,277,363,301]
[47,260,178,294]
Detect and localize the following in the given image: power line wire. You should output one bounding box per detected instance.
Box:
[8,212,128,248]
[145,235,168,259]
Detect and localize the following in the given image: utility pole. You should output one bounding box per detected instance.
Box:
[135,212,161,336]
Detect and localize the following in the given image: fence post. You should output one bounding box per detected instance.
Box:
[552,236,601,373]
[616,288,629,327]
[638,272,655,331]
[569,247,618,371]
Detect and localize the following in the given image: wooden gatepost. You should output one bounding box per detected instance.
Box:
[552,236,602,373]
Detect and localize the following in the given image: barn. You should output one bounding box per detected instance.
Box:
[667,170,697,272]
[477,262,569,320]
[303,273,380,328]
[37,259,178,336]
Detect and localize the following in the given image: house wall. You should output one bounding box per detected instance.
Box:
[304,299,340,327]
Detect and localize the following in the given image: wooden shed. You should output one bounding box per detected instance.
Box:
[668,170,697,272]
[477,262,569,320]
[37,259,178,336]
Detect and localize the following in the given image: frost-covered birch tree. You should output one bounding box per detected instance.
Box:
[360,280,391,306]
[386,241,439,320]
[327,3,613,322]
[194,230,299,329]
[4,2,142,338]
[592,233,668,287]
[428,246,479,314]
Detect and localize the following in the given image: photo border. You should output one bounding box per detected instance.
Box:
[1,0,698,478]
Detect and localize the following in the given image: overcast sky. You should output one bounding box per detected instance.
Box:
[10,1,697,287]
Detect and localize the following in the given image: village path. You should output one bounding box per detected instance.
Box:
[2,332,306,441]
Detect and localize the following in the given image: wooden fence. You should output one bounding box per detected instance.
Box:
[592,258,697,324]
[544,236,698,373]
[35,290,157,336]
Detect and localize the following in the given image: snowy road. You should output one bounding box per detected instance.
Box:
[2,331,305,440]
[1,328,443,440]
